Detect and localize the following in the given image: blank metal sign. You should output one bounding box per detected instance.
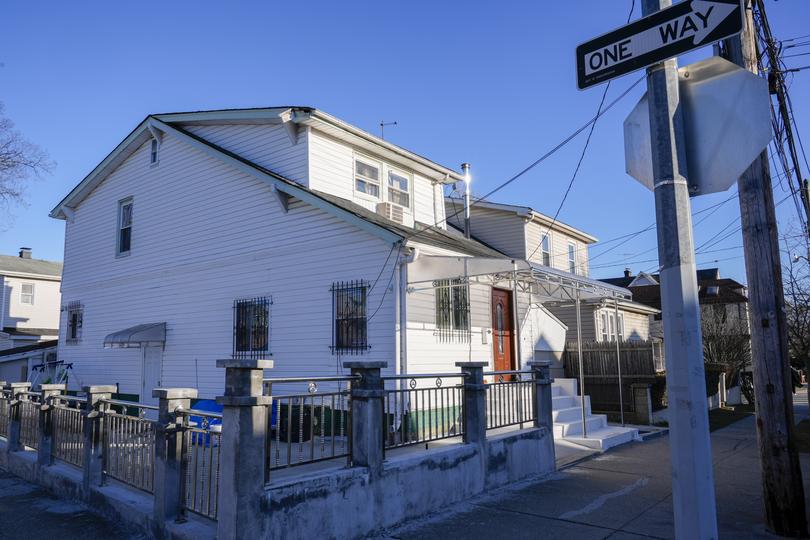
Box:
[576,0,743,90]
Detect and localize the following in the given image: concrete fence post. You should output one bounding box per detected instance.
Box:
[455,362,487,446]
[631,383,653,425]
[216,359,273,540]
[37,383,66,467]
[5,382,31,453]
[82,385,115,491]
[344,361,386,475]
[153,388,197,529]
[528,361,554,432]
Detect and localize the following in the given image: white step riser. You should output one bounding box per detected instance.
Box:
[552,395,591,411]
[564,429,637,451]
[552,406,592,423]
[554,415,608,438]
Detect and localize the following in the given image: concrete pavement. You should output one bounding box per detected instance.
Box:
[382,395,810,539]
[0,469,143,540]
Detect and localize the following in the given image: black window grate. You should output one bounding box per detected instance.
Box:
[331,280,369,355]
[64,301,83,344]
[233,296,272,360]
[434,278,470,343]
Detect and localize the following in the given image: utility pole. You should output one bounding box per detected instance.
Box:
[722,1,808,536]
[641,0,718,538]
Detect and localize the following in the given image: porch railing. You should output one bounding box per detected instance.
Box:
[484,370,536,430]
[381,373,466,450]
[178,407,222,520]
[262,376,354,475]
[100,398,157,493]
[19,392,41,449]
[51,395,85,467]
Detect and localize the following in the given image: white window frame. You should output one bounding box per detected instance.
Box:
[150,138,160,166]
[20,282,35,305]
[117,197,133,257]
[386,166,412,209]
[354,154,382,201]
[598,309,625,342]
[567,242,577,274]
[540,232,552,266]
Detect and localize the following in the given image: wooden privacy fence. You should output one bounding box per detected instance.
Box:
[562,340,663,414]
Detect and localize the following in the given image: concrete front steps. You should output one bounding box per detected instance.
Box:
[551,378,638,451]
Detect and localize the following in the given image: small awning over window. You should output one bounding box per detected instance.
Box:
[103,323,166,348]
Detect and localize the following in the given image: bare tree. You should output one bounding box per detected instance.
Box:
[701,303,751,388]
[783,232,810,394]
[0,102,53,216]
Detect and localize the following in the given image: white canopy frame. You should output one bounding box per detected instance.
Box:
[407,256,633,439]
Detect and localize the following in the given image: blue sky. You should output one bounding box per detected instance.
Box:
[1,0,808,284]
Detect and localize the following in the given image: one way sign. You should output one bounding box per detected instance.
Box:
[576,0,743,90]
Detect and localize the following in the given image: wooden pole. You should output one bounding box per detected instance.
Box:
[722,2,808,536]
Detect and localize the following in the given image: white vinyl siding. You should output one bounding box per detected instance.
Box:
[183,123,309,185]
[568,242,577,274]
[0,276,61,333]
[59,133,397,398]
[525,222,590,276]
[447,203,525,258]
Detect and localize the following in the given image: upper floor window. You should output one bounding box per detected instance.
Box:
[20,283,35,305]
[387,168,411,208]
[117,198,133,256]
[65,301,83,344]
[332,280,368,354]
[541,234,551,266]
[434,278,470,342]
[567,242,577,274]
[599,310,625,342]
[233,296,271,359]
[355,157,381,199]
[150,138,159,165]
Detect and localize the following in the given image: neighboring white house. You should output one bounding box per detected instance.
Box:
[0,248,62,350]
[50,106,630,402]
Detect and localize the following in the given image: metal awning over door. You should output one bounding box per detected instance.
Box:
[103,323,166,348]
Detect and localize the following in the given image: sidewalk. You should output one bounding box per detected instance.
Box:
[0,469,143,540]
[383,394,810,539]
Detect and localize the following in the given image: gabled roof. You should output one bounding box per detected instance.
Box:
[52,113,502,259]
[445,197,598,244]
[51,107,464,219]
[0,339,58,359]
[0,255,62,279]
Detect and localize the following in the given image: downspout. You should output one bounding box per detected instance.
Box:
[399,246,420,378]
[512,262,522,370]
[461,163,471,239]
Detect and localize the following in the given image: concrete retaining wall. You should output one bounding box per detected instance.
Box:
[265,427,554,539]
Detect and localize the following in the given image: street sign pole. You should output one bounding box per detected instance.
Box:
[641,1,718,538]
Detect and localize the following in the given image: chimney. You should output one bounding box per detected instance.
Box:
[19,247,32,259]
[461,163,471,239]
[624,267,632,279]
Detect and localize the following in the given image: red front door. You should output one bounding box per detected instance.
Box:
[491,288,514,372]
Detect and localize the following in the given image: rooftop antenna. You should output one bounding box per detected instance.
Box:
[380,120,398,139]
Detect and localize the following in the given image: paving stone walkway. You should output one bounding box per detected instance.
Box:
[0,470,143,540]
[381,394,810,539]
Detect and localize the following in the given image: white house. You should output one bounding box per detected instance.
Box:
[50,107,631,407]
[0,248,62,350]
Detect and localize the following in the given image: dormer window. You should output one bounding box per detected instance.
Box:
[355,157,381,198]
[387,168,410,208]
[150,138,159,166]
[117,198,133,256]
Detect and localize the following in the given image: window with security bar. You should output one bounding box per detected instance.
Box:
[65,301,83,344]
[332,281,369,354]
[434,278,470,342]
[233,296,271,359]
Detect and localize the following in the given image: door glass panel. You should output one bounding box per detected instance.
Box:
[496,303,504,353]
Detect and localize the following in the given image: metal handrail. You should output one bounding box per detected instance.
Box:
[382,372,470,380]
[484,370,534,376]
[99,398,159,411]
[49,394,86,404]
[175,407,223,420]
[262,375,360,384]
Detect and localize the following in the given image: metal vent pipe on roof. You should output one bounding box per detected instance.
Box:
[19,247,31,259]
[461,163,471,239]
